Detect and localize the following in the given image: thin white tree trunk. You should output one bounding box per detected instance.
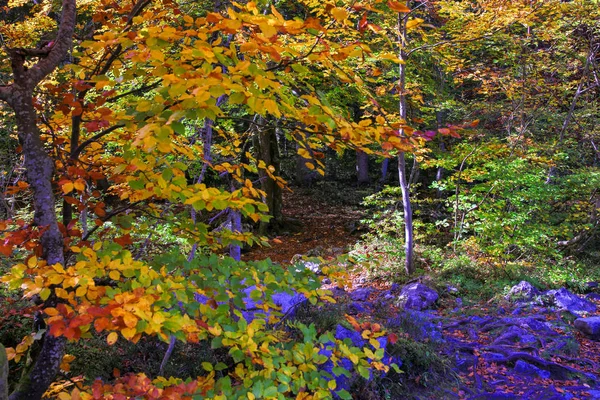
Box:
[397,3,414,275]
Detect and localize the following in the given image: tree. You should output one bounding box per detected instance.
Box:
[0,0,409,397]
[0,0,75,396]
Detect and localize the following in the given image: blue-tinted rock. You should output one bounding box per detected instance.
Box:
[514,360,551,379]
[397,282,438,310]
[586,293,600,301]
[574,317,600,340]
[350,287,373,302]
[272,292,306,315]
[545,288,596,316]
[347,302,367,315]
[335,325,366,348]
[506,281,540,301]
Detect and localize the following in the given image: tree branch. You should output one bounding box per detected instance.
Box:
[26,0,76,88]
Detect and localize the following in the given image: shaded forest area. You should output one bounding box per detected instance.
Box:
[1,0,599,398]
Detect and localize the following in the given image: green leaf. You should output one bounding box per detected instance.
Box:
[336,389,353,400]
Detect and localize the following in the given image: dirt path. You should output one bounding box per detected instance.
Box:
[243,188,364,264]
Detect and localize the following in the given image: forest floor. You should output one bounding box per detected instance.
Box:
[243,187,600,400]
[242,188,365,264]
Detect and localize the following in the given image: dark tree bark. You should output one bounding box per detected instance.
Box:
[253,121,283,234]
[0,345,7,400]
[0,0,75,397]
[356,150,370,185]
[295,142,317,187]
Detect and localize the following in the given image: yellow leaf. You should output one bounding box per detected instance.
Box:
[123,313,138,329]
[109,270,121,281]
[305,162,315,170]
[259,22,278,38]
[406,18,423,30]
[263,99,280,117]
[27,256,37,268]
[121,327,137,340]
[57,393,71,400]
[40,287,51,301]
[298,148,310,159]
[76,286,87,297]
[48,274,64,285]
[107,332,118,345]
[62,181,74,194]
[331,7,349,22]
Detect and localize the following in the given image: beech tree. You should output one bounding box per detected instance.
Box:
[0,0,411,397]
[0,0,75,396]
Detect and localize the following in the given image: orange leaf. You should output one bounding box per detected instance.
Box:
[94,317,110,332]
[387,1,410,13]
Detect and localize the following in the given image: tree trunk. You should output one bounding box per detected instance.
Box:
[356,150,370,185]
[380,158,389,185]
[0,0,75,397]
[0,345,7,400]
[397,3,415,275]
[295,142,317,187]
[254,121,283,234]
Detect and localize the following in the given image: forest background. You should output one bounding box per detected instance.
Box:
[0,0,599,398]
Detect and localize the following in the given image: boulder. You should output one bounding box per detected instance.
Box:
[574,317,600,340]
[350,287,373,302]
[544,288,596,316]
[397,282,439,310]
[506,281,540,301]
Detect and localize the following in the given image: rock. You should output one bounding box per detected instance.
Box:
[291,256,322,275]
[305,246,324,257]
[347,302,367,315]
[544,288,596,316]
[514,360,551,379]
[272,292,306,315]
[447,284,459,294]
[586,293,600,301]
[397,282,439,310]
[574,317,600,340]
[335,324,366,348]
[506,281,540,301]
[350,287,373,302]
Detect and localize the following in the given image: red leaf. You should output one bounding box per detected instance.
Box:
[358,13,368,33]
[388,332,398,344]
